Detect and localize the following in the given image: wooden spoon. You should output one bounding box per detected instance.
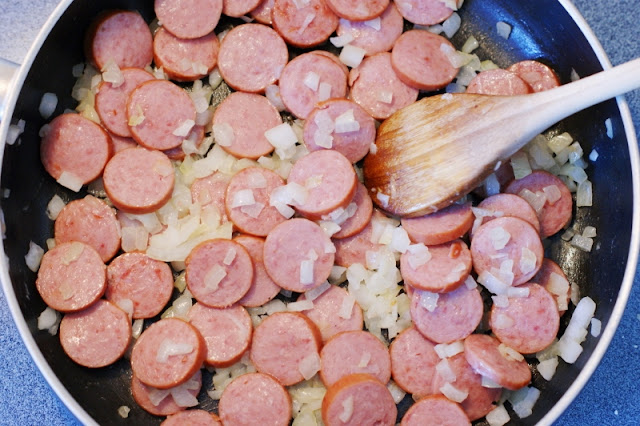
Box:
[363,58,640,217]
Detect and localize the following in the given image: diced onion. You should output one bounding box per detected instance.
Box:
[498,343,524,361]
[418,289,439,312]
[339,45,367,68]
[519,247,537,275]
[339,294,356,319]
[576,180,593,207]
[407,243,431,269]
[334,109,360,134]
[298,13,316,35]
[377,90,393,104]
[57,171,83,192]
[537,357,559,380]
[37,306,61,334]
[486,404,511,426]
[101,60,124,87]
[509,386,541,419]
[339,395,354,422]
[303,71,320,91]
[442,12,461,38]
[461,35,479,53]
[605,118,613,139]
[440,382,468,403]
[590,318,602,337]
[173,119,195,137]
[231,189,256,208]
[589,149,599,162]
[117,406,131,418]
[300,259,315,285]
[305,281,331,301]
[364,17,381,30]
[6,119,26,145]
[477,270,509,295]
[570,234,594,252]
[287,299,314,312]
[204,265,227,291]
[492,295,509,308]
[156,339,194,362]
[330,33,354,48]
[265,84,286,111]
[223,248,236,266]
[436,359,457,382]
[39,93,58,119]
[490,226,510,250]
[387,381,406,404]
[213,122,235,147]
[318,82,332,102]
[496,21,512,39]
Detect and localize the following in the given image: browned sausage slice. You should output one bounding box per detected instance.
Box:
[322,373,397,426]
[272,0,339,48]
[299,285,363,341]
[234,235,281,307]
[507,60,561,93]
[218,373,292,425]
[401,202,474,246]
[131,318,206,389]
[54,195,121,263]
[250,312,322,386]
[103,147,175,214]
[466,69,532,95]
[401,395,471,426]
[162,409,222,426]
[185,239,253,308]
[325,0,389,21]
[36,241,106,313]
[106,252,174,319]
[131,370,202,416]
[153,27,220,82]
[217,24,289,93]
[263,218,335,292]
[154,0,223,39]
[59,299,131,368]
[389,326,440,399]
[187,303,252,367]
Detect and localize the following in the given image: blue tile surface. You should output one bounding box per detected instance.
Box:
[0,0,638,425]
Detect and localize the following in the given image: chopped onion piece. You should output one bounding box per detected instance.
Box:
[510,152,532,179]
[318,220,341,237]
[496,21,511,39]
[57,171,83,192]
[339,45,367,68]
[330,33,354,48]
[537,356,559,380]
[440,382,468,403]
[486,404,510,426]
[570,234,593,252]
[37,306,61,334]
[101,60,124,87]
[46,195,66,220]
[464,275,478,289]
[518,189,546,213]
[605,118,613,139]
[305,281,331,301]
[519,247,537,275]
[204,265,227,291]
[442,12,461,38]
[318,82,332,102]
[377,90,393,104]
[418,289,439,312]
[590,318,602,337]
[576,180,592,207]
[407,243,431,269]
[548,132,573,154]
[582,226,597,238]
[300,259,315,285]
[477,270,509,295]
[542,185,562,205]
[117,406,131,418]
[6,119,26,145]
[589,149,599,162]
[358,352,371,368]
[173,119,195,137]
[376,192,389,207]
[287,299,314,312]
[303,71,320,91]
[213,122,235,147]
[298,353,321,380]
[171,386,199,408]
[481,375,502,389]
[132,319,144,339]
[334,109,360,134]
[265,84,286,111]
[223,248,236,266]
[231,189,256,208]
[436,358,456,382]
[509,386,540,419]
[390,227,411,254]
[61,242,84,265]
[493,313,514,329]
[369,143,378,155]
[265,123,298,156]
[156,340,194,362]
[507,286,530,298]
[339,294,356,319]
[298,13,316,35]
[490,226,510,250]
[434,341,464,359]
[492,294,509,308]
[498,343,524,361]
[339,395,354,422]
[39,93,58,119]
[292,0,310,8]
[461,35,479,53]
[387,381,406,404]
[364,17,381,30]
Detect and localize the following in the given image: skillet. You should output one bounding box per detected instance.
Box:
[0,0,638,424]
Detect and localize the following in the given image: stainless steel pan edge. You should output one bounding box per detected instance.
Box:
[0,0,637,425]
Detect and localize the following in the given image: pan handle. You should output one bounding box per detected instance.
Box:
[0,58,19,123]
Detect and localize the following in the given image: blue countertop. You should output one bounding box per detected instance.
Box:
[0,1,638,425]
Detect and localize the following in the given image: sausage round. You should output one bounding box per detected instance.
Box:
[127,79,197,151]
[278,52,348,119]
[507,60,560,93]
[154,0,223,39]
[36,241,106,313]
[153,27,220,82]
[489,283,560,354]
[162,409,222,426]
[234,235,281,307]
[303,99,376,164]
[185,239,253,308]
[40,113,111,185]
[391,30,459,91]
[321,373,397,426]
[389,326,440,399]
[532,258,571,315]
[287,150,357,219]
[395,0,454,26]
[223,0,262,17]
[331,182,374,239]
[401,395,471,426]
[401,202,474,246]
[131,370,202,416]
[187,303,252,367]
[349,52,418,120]
[109,133,138,153]
[251,0,275,25]
[298,284,363,341]
[218,373,292,425]
[59,299,131,368]
[106,252,174,319]
[250,312,322,386]
[212,92,281,159]
[54,195,121,263]
[410,284,483,344]
[217,24,288,93]
[475,193,541,235]
[272,0,339,48]
[130,318,206,389]
[466,69,532,95]
[320,329,391,386]
[325,0,388,21]
[470,216,544,286]
[95,67,155,138]
[102,147,175,214]
[336,3,403,56]
[263,218,335,292]
[85,10,153,70]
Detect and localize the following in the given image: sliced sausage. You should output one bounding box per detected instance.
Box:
[504,170,573,238]
[218,373,292,425]
[225,167,288,237]
[333,209,387,267]
[85,10,153,70]
[212,92,281,159]
[349,52,419,120]
[507,60,561,93]
[251,0,275,24]
[131,370,202,416]
[131,318,206,389]
[109,133,138,153]
[395,0,454,26]
[153,27,220,82]
[40,113,111,185]
[106,252,174,319]
[320,330,391,387]
[263,218,335,292]
[410,284,483,344]
[279,52,348,119]
[431,353,502,422]
[102,147,175,214]
[310,50,350,77]
[234,235,281,307]
[95,67,155,138]
[470,217,544,286]
[54,195,121,263]
[59,299,131,368]
[272,0,339,48]
[163,124,205,161]
[401,202,474,246]
[287,150,357,219]
[162,409,222,426]
[466,69,532,95]
[35,241,106,313]
[187,303,252,367]
[391,30,459,91]
[325,0,388,21]
[223,0,262,17]
[331,182,374,239]
[400,240,472,293]
[191,171,231,223]
[532,258,571,315]
[185,239,253,308]
[336,3,404,56]
[489,283,560,354]
[464,334,531,391]
[401,395,471,426]
[475,193,541,235]
[299,284,363,341]
[250,312,322,386]
[322,373,397,426]
[127,79,197,151]
[154,0,223,39]
[389,326,440,399]
[217,24,288,93]
[303,99,376,163]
